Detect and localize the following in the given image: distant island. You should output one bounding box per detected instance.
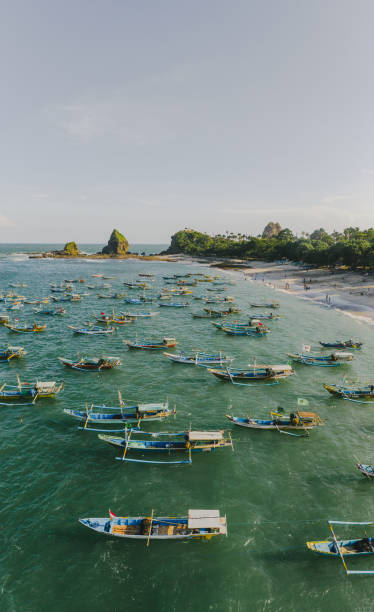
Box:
[164,224,374,269]
[29,223,374,269]
[30,229,176,261]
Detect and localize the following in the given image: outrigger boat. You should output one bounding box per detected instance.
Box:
[212,320,261,331]
[287,351,353,367]
[124,337,177,350]
[204,307,241,315]
[192,312,226,319]
[163,350,233,366]
[58,356,121,371]
[4,322,46,333]
[99,429,234,464]
[320,340,362,349]
[226,410,323,435]
[64,401,174,431]
[208,364,295,384]
[33,307,66,316]
[307,520,374,575]
[249,301,280,308]
[68,325,115,335]
[0,379,63,402]
[248,313,281,320]
[158,302,189,308]
[79,509,227,542]
[323,381,374,400]
[120,311,158,319]
[0,346,26,362]
[220,325,270,337]
[357,463,374,478]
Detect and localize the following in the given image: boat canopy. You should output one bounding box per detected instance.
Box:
[188,509,221,529]
[270,365,294,372]
[35,381,58,392]
[187,431,224,441]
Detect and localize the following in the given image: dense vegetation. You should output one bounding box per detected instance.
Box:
[166,226,374,268]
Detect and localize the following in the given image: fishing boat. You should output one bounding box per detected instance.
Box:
[192,312,225,319]
[319,340,362,349]
[64,402,174,430]
[248,313,281,320]
[249,302,280,308]
[124,298,143,304]
[163,351,234,366]
[124,337,177,350]
[208,364,295,383]
[204,307,241,315]
[99,429,233,464]
[0,346,26,362]
[287,351,353,367]
[79,509,227,541]
[158,302,189,308]
[307,520,374,575]
[33,307,66,316]
[226,410,323,433]
[0,379,63,401]
[323,382,374,399]
[357,463,374,478]
[212,320,261,331]
[4,322,47,333]
[68,325,115,335]
[58,356,121,371]
[220,325,270,337]
[120,311,158,319]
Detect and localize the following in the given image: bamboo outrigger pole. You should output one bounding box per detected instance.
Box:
[146,510,154,547]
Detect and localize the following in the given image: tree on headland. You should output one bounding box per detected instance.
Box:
[262,222,281,238]
[165,225,374,269]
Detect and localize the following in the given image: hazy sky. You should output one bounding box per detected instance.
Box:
[1,0,374,243]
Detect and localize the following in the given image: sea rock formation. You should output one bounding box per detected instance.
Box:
[62,241,79,256]
[102,229,129,255]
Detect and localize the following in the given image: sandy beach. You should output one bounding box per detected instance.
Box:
[238,260,374,325]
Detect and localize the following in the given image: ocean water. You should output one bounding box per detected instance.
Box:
[1,246,374,612]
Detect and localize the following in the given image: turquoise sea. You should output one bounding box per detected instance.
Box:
[1,244,374,612]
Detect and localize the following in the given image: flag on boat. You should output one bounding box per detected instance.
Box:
[297,398,309,406]
[109,509,117,518]
[302,344,311,353]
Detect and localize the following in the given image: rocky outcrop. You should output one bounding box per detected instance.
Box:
[62,241,79,256]
[101,229,129,255]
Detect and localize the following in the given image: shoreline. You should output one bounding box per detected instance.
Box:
[24,249,374,325]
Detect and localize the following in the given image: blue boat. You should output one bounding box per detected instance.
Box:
[124,337,177,350]
[320,340,362,349]
[159,302,189,308]
[68,325,115,335]
[209,364,294,383]
[0,346,26,362]
[307,520,374,575]
[221,325,270,337]
[163,351,233,366]
[98,429,233,464]
[64,402,174,430]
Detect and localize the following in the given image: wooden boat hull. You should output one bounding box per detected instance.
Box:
[357,463,374,477]
[320,341,362,349]
[163,352,233,365]
[307,539,374,556]
[64,404,173,424]
[209,366,294,382]
[226,415,320,430]
[79,512,227,539]
[323,384,374,398]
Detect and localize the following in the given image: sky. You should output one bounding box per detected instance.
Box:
[1,0,374,243]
